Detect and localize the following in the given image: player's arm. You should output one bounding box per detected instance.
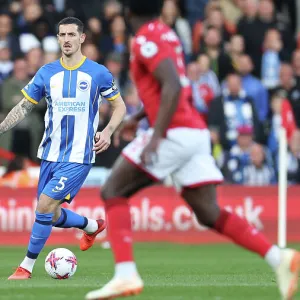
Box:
[0,98,35,136]
[0,67,45,137]
[94,68,127,154]
[113,105,145,147]
[152,58,181,137]
[140,58,181,165]
[94,95,126,154]
[104,95,127,136]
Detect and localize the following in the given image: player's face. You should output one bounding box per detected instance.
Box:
[57,24,86,57]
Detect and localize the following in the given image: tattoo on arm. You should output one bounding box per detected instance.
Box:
[0,99,35,135]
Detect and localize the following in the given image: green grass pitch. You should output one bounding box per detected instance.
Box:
[1,243,300,300]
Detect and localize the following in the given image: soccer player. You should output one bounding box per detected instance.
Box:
[0,17,126,280]
[85,1,300,300]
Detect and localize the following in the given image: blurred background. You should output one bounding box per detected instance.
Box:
[0,0,300,187]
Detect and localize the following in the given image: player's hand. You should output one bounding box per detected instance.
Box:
[113,117,139,147]
[140,136,161,166]
[93,130,111,154]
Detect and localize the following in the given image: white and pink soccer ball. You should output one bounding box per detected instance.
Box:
[45,248,77,279]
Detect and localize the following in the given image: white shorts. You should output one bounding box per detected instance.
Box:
[122,127,224,188]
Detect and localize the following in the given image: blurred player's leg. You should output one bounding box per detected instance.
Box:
[182,184,300,300]
[85,156,153,300]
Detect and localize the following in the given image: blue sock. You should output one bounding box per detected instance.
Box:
[53,208,88,229]
[26,212,54,259]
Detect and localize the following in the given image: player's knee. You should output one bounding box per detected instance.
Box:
[101,185,114,201]
[37,193,61,214]
[192,202,220,228]
[100,183,124,201]
[183,187,220,228]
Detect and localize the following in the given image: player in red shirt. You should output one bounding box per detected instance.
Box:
[86,1,300,299]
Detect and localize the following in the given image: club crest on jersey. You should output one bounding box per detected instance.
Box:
[140,41,158,58]
[77,80,90,92]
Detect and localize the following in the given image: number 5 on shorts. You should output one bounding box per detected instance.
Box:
[55,176,68,191]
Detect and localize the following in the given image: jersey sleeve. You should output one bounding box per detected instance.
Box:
[98,67,120,101]
[135,35,173,73]
[21,67,45,104]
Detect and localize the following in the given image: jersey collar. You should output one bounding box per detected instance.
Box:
[60,55,87,70]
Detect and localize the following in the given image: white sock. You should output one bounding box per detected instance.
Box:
[20,257,36,273]
[265,245,281,270]
[83,219,98,234]
[114,262,138,279]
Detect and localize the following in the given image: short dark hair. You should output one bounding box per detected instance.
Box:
[57,17,84,33]
[127,0,163,17]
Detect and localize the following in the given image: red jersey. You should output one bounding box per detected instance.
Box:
[130,20,206,130]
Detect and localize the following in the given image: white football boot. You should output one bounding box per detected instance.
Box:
[85,275,144,300]
[276,249,300,300]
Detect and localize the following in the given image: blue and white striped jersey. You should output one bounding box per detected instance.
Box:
[21,56,120,164]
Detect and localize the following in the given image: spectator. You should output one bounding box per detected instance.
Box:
[267,92,300,182]
[200,27,233,82]
[161,0,192,61]
[1,57,43,160]
[274,0,297,35]
[237,0,260,76]
[98,14,127,59]
[185,0,209,27]
[25,47,43,77]
[223,125,255,182]
[224,142,276,185]
[292,49,300,87]
[0,13,20,59]
[236,54,269,122]
[226,34,245,71]
[105,51,127,93]
[187,61,214,122]
[197,53,220,97]
[86,17,102,46]
[208,73,263,150]
[101,0,122,35]
[82,43,101,62]
[257,0,295,59]
[271,64,300,127]
[220,0,243,26]
[0,42,13,84]
[123,83,148,131]
[187,55,219,122]
[193,7,232,54]
[244,144,276,185]
[261,29,282,89]
[15,2,53,38]
[268,92,296,157]
[19,33,41,54]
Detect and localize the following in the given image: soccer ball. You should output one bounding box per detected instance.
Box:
[45,248,77,279]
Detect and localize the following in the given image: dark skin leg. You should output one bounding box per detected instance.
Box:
[101,156,154,201]
[182,184,221,228]
[102,156,220,229]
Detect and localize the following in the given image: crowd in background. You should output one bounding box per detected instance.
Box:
[1,0,300,186]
